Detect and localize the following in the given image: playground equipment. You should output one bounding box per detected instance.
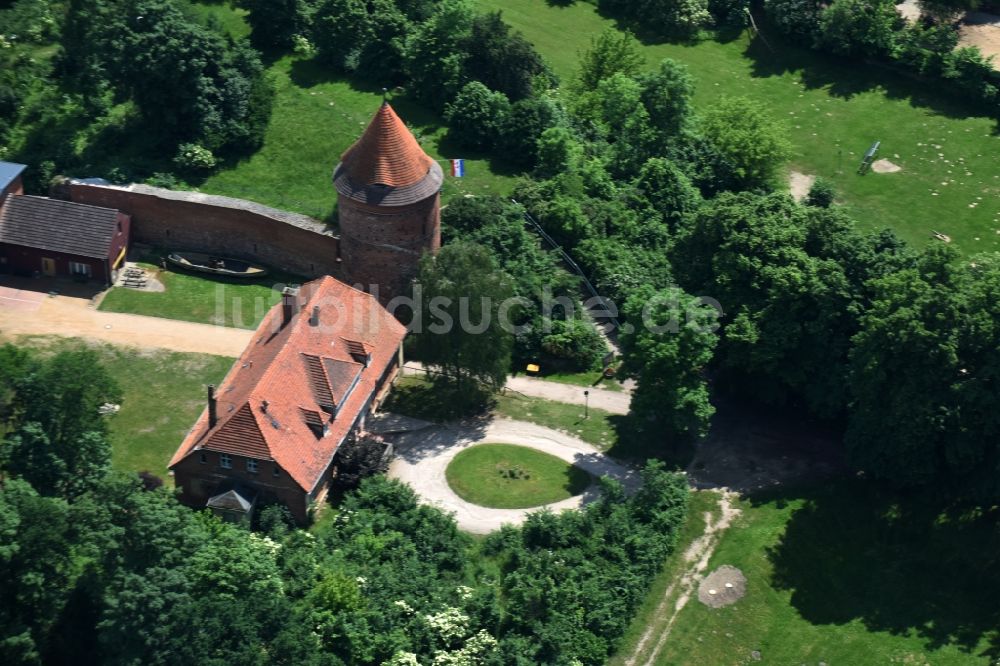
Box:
[858,141,881,174]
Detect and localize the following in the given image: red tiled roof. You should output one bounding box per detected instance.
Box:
[169,276,407,492]
[339,102,435,188]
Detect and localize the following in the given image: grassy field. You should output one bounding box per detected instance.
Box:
[617,480,1000,665]
[609,488,720,666]
[445,443,591,508]
[9,336,231,476]
[197,52,518,221]
[98,262,288,329]
[479,0,1000,252]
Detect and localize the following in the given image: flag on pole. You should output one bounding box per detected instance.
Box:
[450,159,465,177]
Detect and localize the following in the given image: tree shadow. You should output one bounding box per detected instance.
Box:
[742,30,1000,130]
[761,480,1000,660]
[382,375,497,423]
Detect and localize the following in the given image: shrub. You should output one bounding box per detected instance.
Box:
[539,318,606,370]
[443,81,510,150]
[698,96,791,190]
[816,0,904,59]
[763,0,823,43]
[173,143,217,172]
[941,47,1000,106]
[806,177,836,207]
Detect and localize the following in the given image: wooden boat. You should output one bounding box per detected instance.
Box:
[165,252,269,279]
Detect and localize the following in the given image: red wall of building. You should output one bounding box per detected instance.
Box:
[173,449,329,525]
[55,181,343,280]
[0,175,23,207]
[0,211,130,285]
[338,193,441,303]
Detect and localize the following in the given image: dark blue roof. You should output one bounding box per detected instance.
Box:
[0,161,27,193]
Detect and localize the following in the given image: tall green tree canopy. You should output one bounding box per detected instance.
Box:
[620,285,719,444]
[59,0,273,154]
[847,246,1000,499]
[697,96,791,191]
[412,242,515,395]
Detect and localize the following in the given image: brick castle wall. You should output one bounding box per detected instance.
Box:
[53,180,343,280]
[338,193,441,302]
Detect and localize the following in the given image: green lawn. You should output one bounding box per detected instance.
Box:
[495,389,620,451]
[8,336,232,477]
[629,480,999,665]
[480,0,1000,252]
[445,443,591,508]
[515,368,626,392]
[609,488,720,666]
[98,262,287,329]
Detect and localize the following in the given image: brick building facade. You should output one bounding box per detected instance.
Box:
[169,277,407,524]
[334,101,442,303]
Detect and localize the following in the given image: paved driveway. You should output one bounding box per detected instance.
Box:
[0,285,45,312]
[388,418,640,533]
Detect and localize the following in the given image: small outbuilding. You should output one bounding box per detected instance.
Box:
[0,194,131,285]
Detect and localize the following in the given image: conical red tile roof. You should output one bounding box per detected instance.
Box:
[339,102,434,188]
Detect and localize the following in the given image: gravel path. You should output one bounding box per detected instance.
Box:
[387,418,640,533]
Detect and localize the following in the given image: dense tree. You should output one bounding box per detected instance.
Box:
[763,0,823,43]
[672,193,909,416]
[443,81,510,150]
[402,0,475,111]
[59,0,274,155]
[806,176,836,207]
[239,0,317,50]
[313,0,411,81]
[0,480,76,664]
[847,247,1000,500]
[636,58,696,142]
[333,434,391,489]
[498,95,566,169]
[466,11,553,101]
[2,348,121,498]
[698,96,791,191]
[620,285,718,443]
[574,28,644,92]
[412,242,515,395]
[816,0,904,59]
[633,157,702,228]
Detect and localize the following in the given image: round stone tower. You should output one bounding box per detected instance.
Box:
[333,101,443,303]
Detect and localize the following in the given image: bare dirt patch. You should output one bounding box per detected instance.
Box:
[871,158,902,173]
[698,565,747,608]
[788,171,815,202]
[960,12,1000,66]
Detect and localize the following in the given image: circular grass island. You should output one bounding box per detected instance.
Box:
[445,443,592,509]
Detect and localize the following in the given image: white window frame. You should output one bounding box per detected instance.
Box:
[246,458,258,474]
[220,453,232,469]
[69,261,91,277]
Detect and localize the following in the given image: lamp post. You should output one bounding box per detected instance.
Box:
[584,390,589,419]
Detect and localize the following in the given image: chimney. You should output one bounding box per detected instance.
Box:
[310,305,320,327]
[261,400,269,414]
[281,286,300,326]
[207,384,217,429]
